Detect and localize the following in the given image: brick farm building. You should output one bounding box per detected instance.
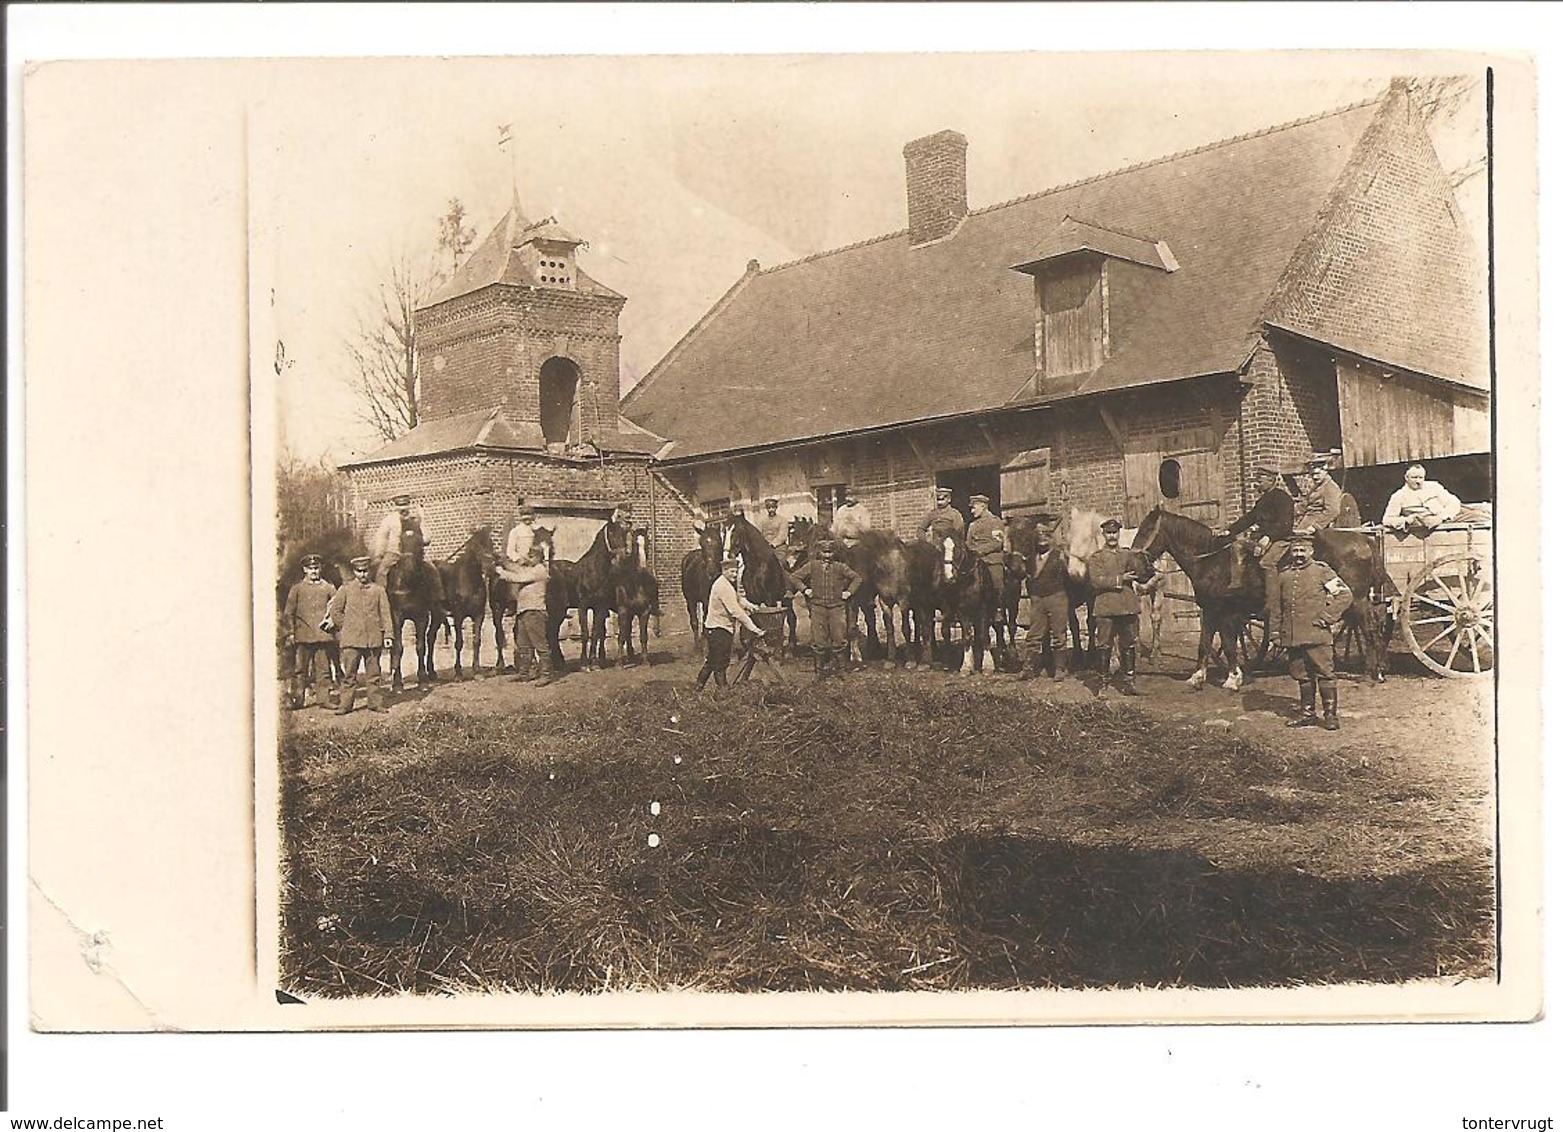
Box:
[339,199,701,604]
[622,82,1490,541]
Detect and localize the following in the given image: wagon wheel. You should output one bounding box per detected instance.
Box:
[1402,553,1494,678]
[1237,616,1273,669]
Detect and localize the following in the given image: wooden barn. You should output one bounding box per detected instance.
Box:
[339,196,702,604]
[622,82,1489,539]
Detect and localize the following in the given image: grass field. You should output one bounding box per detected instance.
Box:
[279,675,1494,996]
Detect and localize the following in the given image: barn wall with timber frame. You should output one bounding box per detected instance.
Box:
[659,379,1265,538]
[1335,358,1491,467]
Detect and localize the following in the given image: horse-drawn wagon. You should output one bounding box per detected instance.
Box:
[1377,520,1493,677]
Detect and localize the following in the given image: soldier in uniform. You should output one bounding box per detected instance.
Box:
[1274,529,1354,731]
[505,496,540,568]
[1293,453,1344,536]
[1085,518,1146,695]
[322,556,395,714]
[1218,464,1294,609]
[754,496,789,551]
[370,493,448,608]
[1017,512,1071,682]
[964,494,1008,594]
[918,486,966,544]
[832,490,873,548]
[788,538,862,678]
[282,553,338,710]
[501,545,555,686]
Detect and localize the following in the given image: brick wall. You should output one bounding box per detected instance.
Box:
[346,450,701,613]
[1236,338,1343,507]
[1264,82,1485,385]
[656,382,1254,540]
[417,286,626,446]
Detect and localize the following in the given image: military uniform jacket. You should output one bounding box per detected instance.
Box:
[1086,547,1142,617]
[754,513,789,548]
[284,578,338,644]
[1031,546,1071,598]
[965,514,1007,563]
[1293,477,1343,531]
[1230,487,1296,542]
[1274,560,1353,648]
[372,508,429,558]
[833,504,873,541]
[919,505,966,543]
[326,579,395,648]
[788,559,861,610]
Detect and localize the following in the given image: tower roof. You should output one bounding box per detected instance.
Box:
[420,203,622,309]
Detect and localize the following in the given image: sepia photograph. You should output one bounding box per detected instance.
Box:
[252,51,1516,1016]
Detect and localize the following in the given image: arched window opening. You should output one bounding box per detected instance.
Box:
[539,357,581,447]
[1158,457,1182,500]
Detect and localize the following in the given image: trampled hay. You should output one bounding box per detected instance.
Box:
[279,678,1494,996]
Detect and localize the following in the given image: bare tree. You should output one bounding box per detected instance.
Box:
[346,248,437,443]
[1405,74,1480,128]
[346,198,479,444]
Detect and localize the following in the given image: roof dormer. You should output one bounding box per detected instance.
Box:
[517,217,587,290]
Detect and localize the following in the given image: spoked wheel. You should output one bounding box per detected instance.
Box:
[1238,616,1274,670]
[1402,554,1494,677]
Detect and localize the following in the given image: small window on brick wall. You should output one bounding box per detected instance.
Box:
[702,497,731,521]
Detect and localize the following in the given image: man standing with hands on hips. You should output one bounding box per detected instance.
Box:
[1086,518,1147,696]
[1274,529,1354,731]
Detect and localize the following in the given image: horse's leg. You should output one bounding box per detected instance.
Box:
[1186,614,1212,690]
[619,607,633,666]
[390,619,405,693]
[453,617,465,677]
[1221,613,1245,691]
[640,611,650,663]
[472,611,484,675]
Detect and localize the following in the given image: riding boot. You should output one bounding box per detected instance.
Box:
[335,681,357,716]
[1286,682,1318,728]
[832,647,848,678]
[1051,641,1068,681]
[1320,686,1340,731]
[534,654,555,688]
[289,674,305,710]
[366,672,387,713]
[1095,647,1113,695]
[1016,645,1040,681]
[1121,647,1140,695]
[813,649,828,679]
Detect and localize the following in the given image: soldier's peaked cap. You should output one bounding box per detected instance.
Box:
[1100,518,1123,532]
[350,556,373,569]
[935,485,953,496]
[1288,528,1317,542]
[1306,452,1333,467]
[301,553,323,567]
[391,493,413,506]
[764,496,780,504]
[969,493,990,504]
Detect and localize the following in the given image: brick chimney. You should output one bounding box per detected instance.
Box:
[904,129,969,246]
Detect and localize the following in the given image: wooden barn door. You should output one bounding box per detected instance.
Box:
[1127,426,1221,525]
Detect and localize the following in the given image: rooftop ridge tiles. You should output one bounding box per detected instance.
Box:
[743,95,1381,280]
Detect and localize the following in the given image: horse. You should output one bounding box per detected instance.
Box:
[567,518,632,670]
[614,527,660,666]
[437,526,496,678]
[382,524,441,692]
[936,534,1002,675]
[1131,506,1387,691]
[1051,507,1111,664]
[680,522,724,654]
[722,512,790,606]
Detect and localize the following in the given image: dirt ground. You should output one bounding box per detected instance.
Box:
[288,621,1497,822]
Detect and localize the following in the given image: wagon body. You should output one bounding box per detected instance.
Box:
[1378,521,1493,677]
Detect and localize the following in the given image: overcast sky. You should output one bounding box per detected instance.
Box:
[255,52,1486,463]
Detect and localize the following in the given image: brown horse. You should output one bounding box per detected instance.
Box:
[614,527,660,665]
[383,524,441,692]
[437,526,496,677]
[680,522,724,653]
[1131,506,1386,691]
[936,533,1002,675]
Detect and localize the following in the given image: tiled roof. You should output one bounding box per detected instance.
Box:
[624,100,1382,459]
[1013,216,1177,274]
[339,407,664,467]
[421,205,621,309]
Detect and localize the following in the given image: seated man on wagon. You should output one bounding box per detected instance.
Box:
[1382,463,1464,535]
[370,493,447,607]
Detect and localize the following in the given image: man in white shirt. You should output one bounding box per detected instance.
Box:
[832,490,873,548]
[695,556,766,691]
[505,496,539,566]
[1382,464,1462,534]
